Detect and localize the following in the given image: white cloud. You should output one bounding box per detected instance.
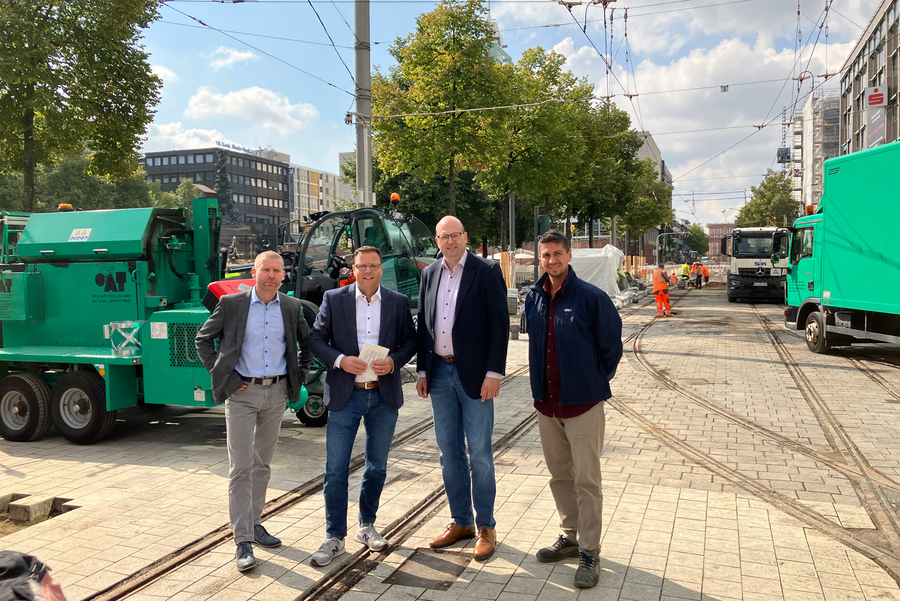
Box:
[151,65,178,84]
[184,86,319,133]
[552,33,858,224]
[209,46,258,71]
[143,123,232,152]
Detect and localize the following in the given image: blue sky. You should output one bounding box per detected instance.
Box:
[142,0,882,225]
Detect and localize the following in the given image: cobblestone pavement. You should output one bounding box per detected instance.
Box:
[3,278,900,601]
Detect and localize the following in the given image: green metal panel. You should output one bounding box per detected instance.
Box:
[16,208,163,260]
[0,272,42,321]
[3,262,144,348]
[817,141,900,315]
[141,308,215,407]
[102,365,139,410]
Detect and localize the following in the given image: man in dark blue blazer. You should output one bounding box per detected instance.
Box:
[416,216,509,561]
[308,246,417,567]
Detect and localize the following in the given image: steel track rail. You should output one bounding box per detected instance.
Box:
[752,306,900,555]
[87,366,531,601]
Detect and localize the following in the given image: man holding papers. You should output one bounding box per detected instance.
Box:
[308,246,417,566]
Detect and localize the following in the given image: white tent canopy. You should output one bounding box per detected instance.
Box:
[569,246,624,298]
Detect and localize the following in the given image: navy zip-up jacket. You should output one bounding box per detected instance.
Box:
[521,267,623,405]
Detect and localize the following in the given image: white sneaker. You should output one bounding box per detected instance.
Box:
[310,537,345,566]
[354,524,389,552]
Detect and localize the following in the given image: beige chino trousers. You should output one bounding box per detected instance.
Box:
[538,401,605,554]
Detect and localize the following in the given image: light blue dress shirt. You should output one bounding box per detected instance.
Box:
[234,287,288,378]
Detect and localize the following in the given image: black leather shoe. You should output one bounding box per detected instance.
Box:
[254,524,282,548]
[236,542,257,572]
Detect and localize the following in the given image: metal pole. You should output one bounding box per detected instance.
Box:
[509,193,516,286]
[533,206,539,282]
[355,0,372,207]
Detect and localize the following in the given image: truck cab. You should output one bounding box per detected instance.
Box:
[721,226,786,302]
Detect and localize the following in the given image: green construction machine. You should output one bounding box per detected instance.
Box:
[0,198,303,444]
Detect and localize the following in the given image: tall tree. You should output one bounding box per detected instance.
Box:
[736,169,797,227]
[0,0,162,211]
[372,0,501,215]
[684,224,709,254]
[477,48,591,249]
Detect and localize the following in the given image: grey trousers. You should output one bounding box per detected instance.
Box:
[225,379,288,544]
[537,402,606,554]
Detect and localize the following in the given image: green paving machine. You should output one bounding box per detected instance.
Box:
[0,199,247,444]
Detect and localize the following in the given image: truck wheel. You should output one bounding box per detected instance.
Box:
[50,371,117,444]
[0,375,52,442]
[805,312,831,354]
[297,393,328,427]
[727,295,737,303]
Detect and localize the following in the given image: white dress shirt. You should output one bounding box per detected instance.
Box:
[419,252,501,381]
[335,284,382,383]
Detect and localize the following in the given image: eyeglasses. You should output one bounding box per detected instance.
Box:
[355,263,382,271]
[436,232,465,242]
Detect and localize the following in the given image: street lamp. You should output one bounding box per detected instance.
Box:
[656,232,685,265]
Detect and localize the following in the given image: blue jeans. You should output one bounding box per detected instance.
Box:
[323,386,399,539]
[429,360,496,529]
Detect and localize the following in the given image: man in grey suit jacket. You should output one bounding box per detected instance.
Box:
[307,246,416,566]
[196,251,313,572]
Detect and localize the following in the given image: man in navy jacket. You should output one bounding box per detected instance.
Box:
[308,246,417,567]
[521,230,622,589]
[416,215,509,561]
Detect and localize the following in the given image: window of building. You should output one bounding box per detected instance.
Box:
[206,153,214,163]
[177,155,184,164]
[196,172,204,182]
[162,156,169,166]
[187,155,194,164]
[163,175,170,184]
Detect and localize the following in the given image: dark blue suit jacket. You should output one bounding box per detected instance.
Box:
[309,285,417,411]
[416,251,510,399]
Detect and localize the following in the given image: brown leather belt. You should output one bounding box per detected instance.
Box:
[354,381,380,389]
[438,355,455,364]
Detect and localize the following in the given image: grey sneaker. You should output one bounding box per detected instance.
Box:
[574,550,600,588]
[536,534,579,563]
[235,542,257,572]
[354,523,389,552]
[254,524,282,548]
[310,537,345,566]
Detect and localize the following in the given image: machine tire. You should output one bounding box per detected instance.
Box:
[805,312,831,354]
[0,374,52,442]
[297,393,328,427]
[727,295,737,303]
[50,371,117,444]
[299,299,319,330]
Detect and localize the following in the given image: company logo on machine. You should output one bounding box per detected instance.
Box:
[756,267,767,276]
[96,271,126,293]
[0,278,12,294]
[69,228,92,242]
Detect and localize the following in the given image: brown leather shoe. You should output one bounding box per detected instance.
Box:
[473,527,496,561]
[430,523,476,548]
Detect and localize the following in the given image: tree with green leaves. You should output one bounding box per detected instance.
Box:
[0,0,162,211]
[372,0,501,215]
[477,48,592,249]
[616,158,675,253]
[736,169,797,227]
[684,224,709,254]
[568,102,643,247]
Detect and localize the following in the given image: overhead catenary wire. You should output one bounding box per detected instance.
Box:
[367,96,591,119]
[160,2,354,95]
[305,0,356,83]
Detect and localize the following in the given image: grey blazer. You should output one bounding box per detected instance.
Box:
[308,285,416,411]
[195,289,313,404]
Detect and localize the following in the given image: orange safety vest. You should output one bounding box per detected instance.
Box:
[701,266,710,277]
[652,268,669,292]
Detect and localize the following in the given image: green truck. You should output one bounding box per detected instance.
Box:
[773,140,900,353]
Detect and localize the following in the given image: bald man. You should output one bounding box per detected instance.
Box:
[416,216,509,561]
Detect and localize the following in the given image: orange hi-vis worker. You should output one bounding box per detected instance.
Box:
[669,273,678,287]
[652,264,672,317]
[701,264,711,283]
